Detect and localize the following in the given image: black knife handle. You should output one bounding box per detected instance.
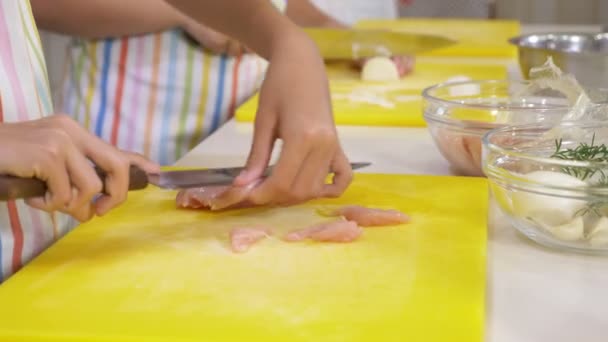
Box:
[0,165,149,201]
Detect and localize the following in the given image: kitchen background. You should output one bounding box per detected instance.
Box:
[40,0,608,105]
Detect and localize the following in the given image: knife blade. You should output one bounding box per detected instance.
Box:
[0,162,371,201]
[147,162,370,189]
[304,28,456,60]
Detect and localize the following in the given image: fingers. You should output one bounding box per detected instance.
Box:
[234,109,276,186]
[225,39,245,57]
[187,23,246,57]
[14,115,144,221]
[66,125,156,217]
[392,55,415,77]
[202,39,228,55]
[26,137,73,212]
[65,200,96,223]
[322,149,353,198]
[248,125,337,206]
[63,149,103,221]
[82,141,130,216]
[188,25,228,54]
[247,139,306,206]
[122,151,161,174]
[287,144,334,205]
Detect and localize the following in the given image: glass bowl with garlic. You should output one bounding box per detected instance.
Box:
[483,121,608,253]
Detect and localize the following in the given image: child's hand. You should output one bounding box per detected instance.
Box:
[391,55,416,76]
[182,16,249,56]
[0,115,159,222]
[235,32,352,206]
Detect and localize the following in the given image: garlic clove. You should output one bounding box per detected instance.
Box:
[361,57,399,82]
[588,217,608,247]
[511,171,588,226]
[550,216,585,241]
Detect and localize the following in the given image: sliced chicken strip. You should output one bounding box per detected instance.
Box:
[322,205,410,227]
[283,222,327,242]
[284,219,362,243]
[229,227,270,253]
[309,220,362,243]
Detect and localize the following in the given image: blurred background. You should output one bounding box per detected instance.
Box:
[40,0,608,102]
[310,0,608,24]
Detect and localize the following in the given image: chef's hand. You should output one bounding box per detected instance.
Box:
[0,115,159,222]
[181,16,250,56]
[234,31,352,205]
[386,55,416,77]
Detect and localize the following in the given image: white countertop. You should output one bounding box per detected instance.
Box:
[174,24,608,342]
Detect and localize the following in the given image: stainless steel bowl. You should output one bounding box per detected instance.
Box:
[509,32,608,89]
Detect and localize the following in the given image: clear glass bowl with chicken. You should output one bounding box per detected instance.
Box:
[422,80,570,176]
[483,121,608,254]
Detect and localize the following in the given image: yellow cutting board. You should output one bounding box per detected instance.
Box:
[356,18,520,58]
[0,174,488,342]
[235,61,507,126]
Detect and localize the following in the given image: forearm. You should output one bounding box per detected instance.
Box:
[30,0,186,39]
[165,0,305,60]
[286,0,346,28]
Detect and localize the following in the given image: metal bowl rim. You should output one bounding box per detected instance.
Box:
[509,32,608,56]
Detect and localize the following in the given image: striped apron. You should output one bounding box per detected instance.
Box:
[60,1,287,165]
[0,0,74,282]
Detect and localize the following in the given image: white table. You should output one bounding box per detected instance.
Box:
[175,24,608,342]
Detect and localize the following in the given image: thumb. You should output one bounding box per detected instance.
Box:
[234,110,276,186]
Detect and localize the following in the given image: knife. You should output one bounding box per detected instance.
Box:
[0,162,371,201]
[304,28,456,60]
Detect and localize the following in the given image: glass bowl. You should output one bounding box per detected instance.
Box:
[483,121,608,254]
[422,80,570,176]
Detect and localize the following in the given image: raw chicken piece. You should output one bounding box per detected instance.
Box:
[176,186,227,209]
[284,219,362,243]
[434,129,484,177]
[283,223,326,242]
[321,205,409,227]
[176,180,261,211]
[463,135,483,175]
[229,227,270,253]
[309,221,362,242]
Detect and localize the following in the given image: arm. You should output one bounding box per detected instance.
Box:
[285,0,346,28]
[30,0,186,38]
[165,0,301,59]
[166,0,353,205]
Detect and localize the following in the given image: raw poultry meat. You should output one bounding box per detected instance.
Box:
[229,227,270,253]
[284,219,363,243]
[321,205,410,227]
[434,128,484,177]
[176,181,261,211]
